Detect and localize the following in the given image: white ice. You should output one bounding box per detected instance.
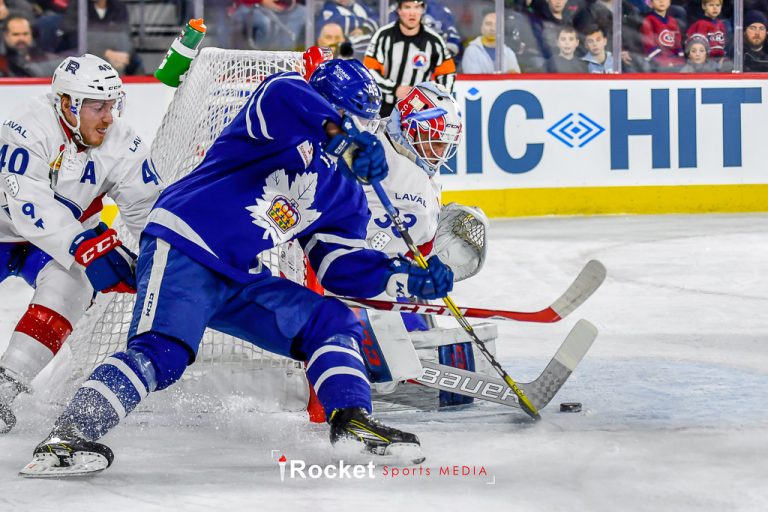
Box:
[1,213,767,512]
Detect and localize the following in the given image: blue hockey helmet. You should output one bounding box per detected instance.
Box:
[308,59,382,121]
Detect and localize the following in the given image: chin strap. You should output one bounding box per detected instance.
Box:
[52,96,90,148]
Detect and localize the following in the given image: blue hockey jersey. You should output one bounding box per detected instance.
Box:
[143,72,391,298]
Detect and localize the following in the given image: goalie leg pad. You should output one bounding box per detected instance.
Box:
[353,309,423,384]
[438,342,476,406]
[56,346,161,441]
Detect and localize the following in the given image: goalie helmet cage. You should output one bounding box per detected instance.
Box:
[65,48,325,422]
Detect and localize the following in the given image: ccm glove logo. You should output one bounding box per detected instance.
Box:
[71,228,121,266]
[69,223,137,294]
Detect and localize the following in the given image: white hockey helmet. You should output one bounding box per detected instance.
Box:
[51,54,125,145]
[386,82,462,176]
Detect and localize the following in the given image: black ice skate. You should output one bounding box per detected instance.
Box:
[0,368,26,434]
[329,407,425,464]
[19,423,114,478]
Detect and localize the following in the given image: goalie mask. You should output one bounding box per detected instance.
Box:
[387,82,462,176]
[51,54,125,146]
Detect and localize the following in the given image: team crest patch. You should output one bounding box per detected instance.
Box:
[412,52,428,68]
[246,168,322,244]
[268,196,301,233]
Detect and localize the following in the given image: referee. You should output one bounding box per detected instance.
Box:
[364,0,456,117]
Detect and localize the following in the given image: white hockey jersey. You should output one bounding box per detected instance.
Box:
[0,95,162,269]
[365,130,442,258]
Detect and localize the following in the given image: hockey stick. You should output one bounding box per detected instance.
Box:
[339,260,606,323]
[414,319,598,410]
[370,181,541,421]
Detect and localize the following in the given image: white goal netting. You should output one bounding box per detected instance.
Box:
[64,48,316,412]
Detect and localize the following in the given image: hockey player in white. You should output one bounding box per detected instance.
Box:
[0,54,162,433]
[361,82,490,404]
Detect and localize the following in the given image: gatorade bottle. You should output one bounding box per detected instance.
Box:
[155,18,207,88]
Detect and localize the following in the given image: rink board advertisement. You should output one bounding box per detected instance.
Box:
[442,75,768,216]
[1,75,766,216]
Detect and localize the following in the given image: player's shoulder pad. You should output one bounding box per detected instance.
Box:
[98,119,149,162]
[0,96,57,154]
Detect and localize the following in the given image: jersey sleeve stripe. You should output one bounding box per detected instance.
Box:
[316,247,365,283]
[304,232,368,257]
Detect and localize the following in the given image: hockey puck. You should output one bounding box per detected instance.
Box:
[559,402,582,413]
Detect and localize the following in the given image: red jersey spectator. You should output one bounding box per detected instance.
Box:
[686,0,727,59]
[641,0,685,69]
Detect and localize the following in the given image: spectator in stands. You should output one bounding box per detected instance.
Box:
[318,0,377,61]
[389,0,461,56]
[581,24,613,72]
[0,14,59,77]
[0,0,36,24]
[316,22,346,56]
[530,0,579,63]
[233,0,307,50]
[462,11,521,73]
[640,0,685,70]
[58,0,144,75]
[319,0,377,37]
[573,0,613,39]
[29,0,69,53]
[744,10,768,72]
[686,0,727,64]
[365,0,455,117]
[680,32,716,71]
[546,24,588,71]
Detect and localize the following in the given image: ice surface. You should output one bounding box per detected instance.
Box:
[1,214,767,511]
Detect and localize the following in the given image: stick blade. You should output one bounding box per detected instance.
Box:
[521,319,598,410]
[550,260,607,319]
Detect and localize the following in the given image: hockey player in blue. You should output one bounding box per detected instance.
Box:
[20,59,454,477]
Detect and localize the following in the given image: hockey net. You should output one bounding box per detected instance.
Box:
[63,48,323,416]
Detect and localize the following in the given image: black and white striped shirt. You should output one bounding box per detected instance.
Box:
[364,21,456,116]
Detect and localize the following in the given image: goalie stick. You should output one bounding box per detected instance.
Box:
[339,259,607,323]
[414,319,598,410]
[369,181,541,421]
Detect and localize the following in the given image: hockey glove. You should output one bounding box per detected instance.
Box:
[327,115,388,184]
[69,223,137,294]
[385,255,454,301]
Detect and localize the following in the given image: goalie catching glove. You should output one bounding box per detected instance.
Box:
[69,223,137,293]
[434,203,489,282]
[327,115,388,184]
[385,255,453,300]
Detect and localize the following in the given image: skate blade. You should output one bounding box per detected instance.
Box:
[19,452,109,478]
[334,439,426,466]
[380,443,426,465]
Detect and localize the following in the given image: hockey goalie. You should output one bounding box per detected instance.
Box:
[359,81,494,407]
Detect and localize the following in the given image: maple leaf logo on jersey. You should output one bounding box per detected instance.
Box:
[246,169,321,244]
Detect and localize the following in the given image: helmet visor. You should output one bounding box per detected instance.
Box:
[81,92,125,118]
